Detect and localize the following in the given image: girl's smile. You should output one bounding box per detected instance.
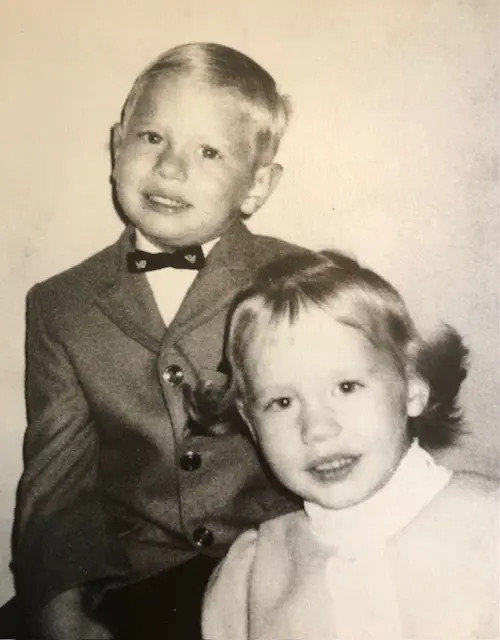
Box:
[307,454,361,484]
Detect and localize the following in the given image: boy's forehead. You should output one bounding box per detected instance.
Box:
[126,73,259,156]
[130,73,252,125]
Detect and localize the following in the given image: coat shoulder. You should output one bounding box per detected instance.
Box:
[446,471,499,510]
[417,470,499,537]
[249,233,311,269]
[28,235,124,304]
[251,233,307,254]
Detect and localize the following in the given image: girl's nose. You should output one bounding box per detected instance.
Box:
[154,146,187,181]
[300,403,341,445]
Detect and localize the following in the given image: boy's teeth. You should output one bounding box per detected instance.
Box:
[149,195,185,207]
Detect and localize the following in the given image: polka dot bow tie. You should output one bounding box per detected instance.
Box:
[127,246,205,272]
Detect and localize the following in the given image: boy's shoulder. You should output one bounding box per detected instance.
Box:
[32,224,307,293]
[218,222,310,271]
[250,231,303,254]
[31,228,129,298]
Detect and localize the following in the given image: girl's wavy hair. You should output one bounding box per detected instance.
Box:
[119,42,291,166]
[187,249,468,449]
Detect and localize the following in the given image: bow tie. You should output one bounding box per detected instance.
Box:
[127,246,205,272]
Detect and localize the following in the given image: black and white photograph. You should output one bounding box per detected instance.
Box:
[0,1,498,638]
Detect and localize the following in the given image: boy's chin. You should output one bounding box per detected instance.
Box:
[136,228,204,251]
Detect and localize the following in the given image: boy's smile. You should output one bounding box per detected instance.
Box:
[145,192,190,213]
[112,74,272,250]
[239,306,426,510]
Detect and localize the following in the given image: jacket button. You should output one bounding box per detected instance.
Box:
[163,365,184,386]
[180,451,202,471]
[193,526,214,547]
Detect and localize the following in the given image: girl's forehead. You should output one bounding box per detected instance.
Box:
[238,307,405,392]
[252,302,345,333]
[245,305,362,356]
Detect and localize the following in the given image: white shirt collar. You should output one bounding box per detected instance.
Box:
[135,230,219,257]
[132,231,219,327]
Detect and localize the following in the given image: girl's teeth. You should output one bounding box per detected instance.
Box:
[316,457,354,471]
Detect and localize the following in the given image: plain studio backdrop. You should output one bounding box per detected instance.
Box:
[0,0,498,603]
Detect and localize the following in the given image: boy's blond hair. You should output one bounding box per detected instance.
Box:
[120,42,291,166]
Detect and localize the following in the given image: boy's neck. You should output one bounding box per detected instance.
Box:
[134,229,219,256]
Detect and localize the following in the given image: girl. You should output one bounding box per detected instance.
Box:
[201,250,499,639]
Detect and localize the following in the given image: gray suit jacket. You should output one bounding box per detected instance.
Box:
[14,221,303,620]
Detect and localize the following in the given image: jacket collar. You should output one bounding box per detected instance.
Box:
[94,226,165,352]
[94,221,257,352]
[166,220,257,342]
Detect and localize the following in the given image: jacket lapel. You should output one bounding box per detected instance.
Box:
[94,221,258,350]
[167,221,256,342]
[94,227,166,352]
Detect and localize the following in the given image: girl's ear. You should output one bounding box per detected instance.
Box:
[240,163,283,217]
[236,399,257,440]
[406,375,430,418]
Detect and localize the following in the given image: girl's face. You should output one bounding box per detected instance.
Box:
[238,306,426,510]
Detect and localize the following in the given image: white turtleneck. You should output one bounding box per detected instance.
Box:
[304,441,452,640]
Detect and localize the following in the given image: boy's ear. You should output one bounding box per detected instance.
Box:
[110,123,123,174]
[406,375,430,418]
[240,163,283,217]
[236,399,257,440]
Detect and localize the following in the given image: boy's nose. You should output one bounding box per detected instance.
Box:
[154,147,187,181]
[300,403,341,445]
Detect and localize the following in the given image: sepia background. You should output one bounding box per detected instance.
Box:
[0,0,498,602]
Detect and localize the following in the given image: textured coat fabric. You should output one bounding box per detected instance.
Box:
[202,472,499,639]
[13,221,302,621]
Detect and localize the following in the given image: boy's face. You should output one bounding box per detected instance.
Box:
[238,306,426,510]
[112,74,278,250]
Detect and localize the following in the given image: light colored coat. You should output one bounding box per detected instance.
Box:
[203,472,499,639]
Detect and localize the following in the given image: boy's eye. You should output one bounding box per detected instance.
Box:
[266,397,293,411]
[138,131,163,145]
[200,145,221,160]
[338,381,361,395]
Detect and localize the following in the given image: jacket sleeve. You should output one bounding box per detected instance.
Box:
[13,285,111,624]
[202,529,258,640]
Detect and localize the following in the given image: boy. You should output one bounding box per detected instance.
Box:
[13,42,303,639]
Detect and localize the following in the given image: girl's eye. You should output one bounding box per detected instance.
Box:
[338,381,361,395]
[201,145,221,160]
[138,131,163,145]
[266,397,293,411]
